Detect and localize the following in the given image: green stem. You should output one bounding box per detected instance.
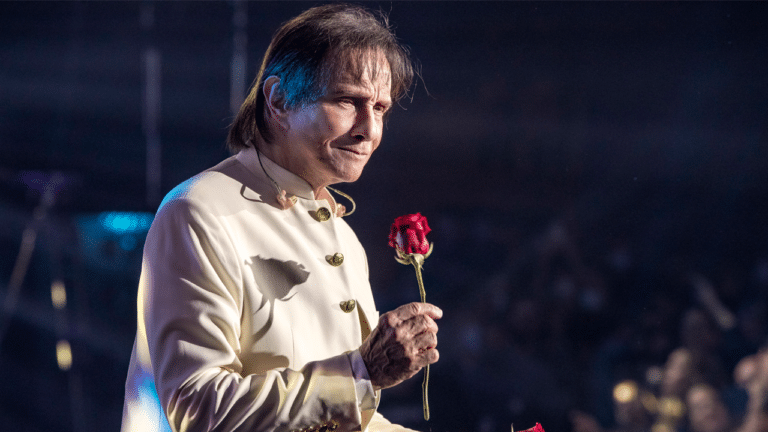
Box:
[412,259,426,303]
[411,259,430,421]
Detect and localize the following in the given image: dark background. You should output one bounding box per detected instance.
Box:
[1,2,767,431]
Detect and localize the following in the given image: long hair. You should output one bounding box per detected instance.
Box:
[227,3,414,152]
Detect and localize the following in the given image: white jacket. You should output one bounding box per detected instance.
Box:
[122,148,414,432]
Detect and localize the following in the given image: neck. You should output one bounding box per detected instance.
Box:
[253,142,330,200]
[314,186,332,202]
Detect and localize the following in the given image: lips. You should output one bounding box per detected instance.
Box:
[336,147,368,157]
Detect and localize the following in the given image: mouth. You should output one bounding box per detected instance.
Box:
[336,147,368,157]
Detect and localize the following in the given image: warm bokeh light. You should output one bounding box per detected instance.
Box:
[652,422,674,432]
[51,280,67,309]
[658,396,685,418]
[56,340,72,371]
[613,380,638,403]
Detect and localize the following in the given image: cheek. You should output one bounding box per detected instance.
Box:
[320,107,354,137]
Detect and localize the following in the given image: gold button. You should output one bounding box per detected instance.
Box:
[339,300,356,313]
[320,420,339,432]
[314,207,331,222]
[326,253,344,266]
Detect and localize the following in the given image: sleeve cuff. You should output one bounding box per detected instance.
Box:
[347,350,377,411]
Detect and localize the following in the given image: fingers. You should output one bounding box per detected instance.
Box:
[423,347,439,364]
[413,331,438,353]
[391,302,443,322]
[401,313,438,334]
[362,302,442,390]
[402,313,440,365]
[413,325,437,343]
[414,337,439,365]
[382,306,439,342]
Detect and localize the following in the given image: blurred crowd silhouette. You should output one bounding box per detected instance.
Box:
[370,208,768,432]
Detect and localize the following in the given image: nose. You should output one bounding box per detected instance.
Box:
[350,106,377,142]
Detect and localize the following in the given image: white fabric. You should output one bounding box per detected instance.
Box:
[347,350,376,412]
[122,148,415,432]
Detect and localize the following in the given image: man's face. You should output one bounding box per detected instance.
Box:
[279,52,392,190]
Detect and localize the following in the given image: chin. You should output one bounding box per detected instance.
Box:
[336,173,363,184]
[329,164,367,184]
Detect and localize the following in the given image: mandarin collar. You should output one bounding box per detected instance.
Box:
[236,147,335,205]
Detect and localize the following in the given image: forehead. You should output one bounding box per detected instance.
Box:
[325,49,391,93]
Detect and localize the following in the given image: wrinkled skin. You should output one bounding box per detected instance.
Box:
[360,302,441,390]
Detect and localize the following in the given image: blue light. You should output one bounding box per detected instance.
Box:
[98,212,154,234]
[119,234,138,251]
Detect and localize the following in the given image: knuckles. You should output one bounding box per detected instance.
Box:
[381,312,398,328]
[394,326,407,342]
[367,303,442,389]
[419,315,438,332]
[405,302,421,316]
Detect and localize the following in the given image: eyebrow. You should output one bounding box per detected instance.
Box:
[329,87,392,104]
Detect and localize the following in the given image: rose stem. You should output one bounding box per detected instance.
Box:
[411,258,429,421]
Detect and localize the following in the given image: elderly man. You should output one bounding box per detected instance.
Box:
[122,4,441,432]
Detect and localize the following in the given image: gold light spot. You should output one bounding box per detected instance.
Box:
[652,422,674,432]
[56,340,72,370]
[658,396,685,418]
[51,280,66,309]
[614,380,638,403]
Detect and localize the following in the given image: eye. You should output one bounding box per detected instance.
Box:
[374,103,390,114]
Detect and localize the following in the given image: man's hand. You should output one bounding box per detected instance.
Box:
[359,302,442,391]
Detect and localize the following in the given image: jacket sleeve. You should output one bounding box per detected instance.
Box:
[142,198,363,432]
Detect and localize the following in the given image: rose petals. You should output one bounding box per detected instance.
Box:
[518,423,545,432]
[388,213,431,255]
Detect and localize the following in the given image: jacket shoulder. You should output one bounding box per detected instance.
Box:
[156,155,271,215]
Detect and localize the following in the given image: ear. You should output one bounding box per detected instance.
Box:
[263,76,290,130]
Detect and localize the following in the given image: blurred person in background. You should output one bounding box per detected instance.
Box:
[687,383,735,432]
[677,307,730,389]
[570,380,654,432]
[660,347,704,399]
[734,344,768,432]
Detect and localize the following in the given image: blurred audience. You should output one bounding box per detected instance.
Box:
[734,346,768,432]
[379,209,768,432]
[686,383,735,432]
[571,380,654,432]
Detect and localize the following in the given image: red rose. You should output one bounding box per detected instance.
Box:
[387,212,434,420]
[519,423,545,432]
[388,213,431,255]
